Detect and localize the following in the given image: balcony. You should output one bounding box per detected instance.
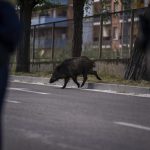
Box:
[31,16,67,27]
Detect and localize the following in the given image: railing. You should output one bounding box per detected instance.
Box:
[30,7,146,62]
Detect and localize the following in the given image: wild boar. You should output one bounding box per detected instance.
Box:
[49,56,101,88]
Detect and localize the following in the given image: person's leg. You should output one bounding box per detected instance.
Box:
[0,64,9,150]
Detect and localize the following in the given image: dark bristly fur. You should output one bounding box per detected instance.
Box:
[49,56,101,89]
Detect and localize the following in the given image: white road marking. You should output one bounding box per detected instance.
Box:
[7,100,20,104]
[82,89,150,98]
[10,81,150,98]
[9,88,50,95]
[114,122,150,131]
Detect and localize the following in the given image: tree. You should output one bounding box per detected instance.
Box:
[72,0,98,57]
[72,0,87,57]
[16,0,54,72]
[124,5,150,81]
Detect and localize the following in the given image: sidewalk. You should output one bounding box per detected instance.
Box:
[10,75,150,95]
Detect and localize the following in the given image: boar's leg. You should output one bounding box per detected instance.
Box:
[72,76,80,88]
[62,77,70,89]
[89,71,101,80]
[81,75,87,87]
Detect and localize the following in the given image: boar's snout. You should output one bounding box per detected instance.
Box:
[49,79,52,83]
[49,74,59,83]
[49,77,55,83]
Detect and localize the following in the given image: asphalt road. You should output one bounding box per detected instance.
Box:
[2,82,150,150]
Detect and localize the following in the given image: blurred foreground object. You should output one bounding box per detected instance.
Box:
[0,0,21,149]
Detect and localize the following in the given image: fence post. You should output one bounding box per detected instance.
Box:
[32,25,36,62]
[129,9,134,57]
[99,15,103,59]
[52,22,55,70]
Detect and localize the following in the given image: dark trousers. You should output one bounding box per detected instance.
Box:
[0,64,9,150]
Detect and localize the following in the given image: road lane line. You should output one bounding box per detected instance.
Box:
[7,100,20,104]
[81,89,150,98]
[9,88,50,95]
[10,81,150,98]
[114,122,150,131]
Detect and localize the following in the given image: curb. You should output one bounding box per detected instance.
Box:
[10,75,150,95]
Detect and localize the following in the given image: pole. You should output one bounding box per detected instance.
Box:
[129,9,134,57]
[32,25,36,62]
[52,22,55,70]
[99,15,103,59]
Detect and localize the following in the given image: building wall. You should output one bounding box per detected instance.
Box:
[111,0,122,51]
[83,0,94,46]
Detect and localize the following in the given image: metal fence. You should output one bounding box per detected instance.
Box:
[30,8,145,63]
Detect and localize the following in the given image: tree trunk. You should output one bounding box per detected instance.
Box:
[124,40,146,80]
[124,6,150,81]
[72,0,86,57]
[16,2,32,72]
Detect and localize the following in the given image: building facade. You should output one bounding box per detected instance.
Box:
[30,0,149,60]
[31,0,73,60]
[92,0,148,58]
